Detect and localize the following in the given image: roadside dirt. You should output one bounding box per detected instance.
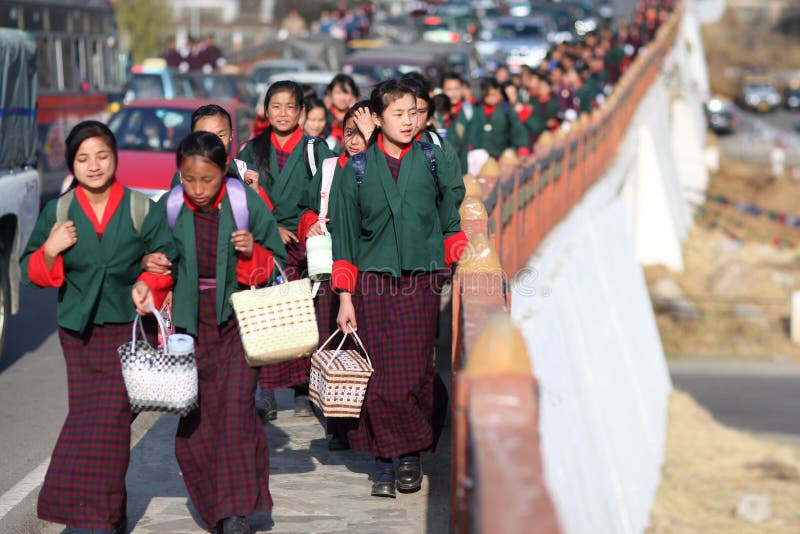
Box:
[648,391,800,533]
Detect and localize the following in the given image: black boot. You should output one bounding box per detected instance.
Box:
[219,515,249,534]
[396,452,422,493]
[371,457,396,498]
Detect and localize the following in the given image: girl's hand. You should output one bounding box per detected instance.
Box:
[278,226,299,245]
[243,170,260,192]
[141,252,172,275]
[131,282,154,316]
[353,106,375,139]
[231,230,254,258]
[337,292,357,332]
[43,221,77,260]
[306,219,329,238]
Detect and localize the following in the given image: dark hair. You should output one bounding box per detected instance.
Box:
[191,104,232,132]
[175,131,227,172]
[263,80,305,111]
[65,120,117,175]
[343,99,371,127]
[400,71,431,95]
[327,73,360,98]
[369,79,415,117]
[403,77,435,131]
[304,96,327,115]
[432,93,452,115]
[440,72,464,86]
[479,77,502,99]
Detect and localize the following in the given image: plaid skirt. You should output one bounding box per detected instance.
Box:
[38,323,133,530]
[258,240,311,390]
[347,272,447,458]
[175,289,271,528]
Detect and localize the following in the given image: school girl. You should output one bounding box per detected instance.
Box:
[466,77,531,159]
[329,80,468,498]
[302,96,330,143]
[238,81,334,417]
[324,73,360,154]
[164,132,286,534]
[21,120,177,533]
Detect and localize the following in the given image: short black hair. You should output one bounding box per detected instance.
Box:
[176,131,227,172]
[191,104,232,132]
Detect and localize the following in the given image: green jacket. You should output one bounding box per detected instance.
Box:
[466,102,529,158]
[329,141,462,275]
[238,135,334,230]
[443,102,474,172]
[420,129,466,207]
[21,188,178,333]
[159,184,287,336]
[525,98,562,139]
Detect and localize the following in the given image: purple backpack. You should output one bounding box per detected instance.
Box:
[166,177,249,230]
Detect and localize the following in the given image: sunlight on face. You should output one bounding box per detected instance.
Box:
[179,155,225,209]
[194,114,232,152]
[267,90,301,135]
[73,136,116,192]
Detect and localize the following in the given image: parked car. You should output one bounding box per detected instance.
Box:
[190,72,258,107]
[249,59,309,95]
[704,96,736,135]
[737,73,781,112]
[476,16,554,72]
[122,59,196,105]
[785,80,800,110]
[108,99,255,199]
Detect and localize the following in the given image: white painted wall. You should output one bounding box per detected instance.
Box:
[508,8,711,533]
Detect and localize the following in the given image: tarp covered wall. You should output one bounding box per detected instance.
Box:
[0,29,37,170]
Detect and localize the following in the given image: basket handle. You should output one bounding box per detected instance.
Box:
[346,325,373,370]
[130,305,170,351]
[249,259,289,291]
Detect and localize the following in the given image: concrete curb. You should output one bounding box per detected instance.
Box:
[0,412,163,534]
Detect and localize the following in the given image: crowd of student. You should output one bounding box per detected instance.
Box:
[22,1,674,533]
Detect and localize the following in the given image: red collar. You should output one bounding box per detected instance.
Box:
[483,104,496,117]
[270,126,303,153]
[377,133,411,161]
[183,180,227,212]
[414,131,423,142]
[337,151,349,168]
[75,180,124,233]
[329,105,346,120]
[451,101,463,116]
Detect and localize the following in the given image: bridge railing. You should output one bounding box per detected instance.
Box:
[449,2,684,531]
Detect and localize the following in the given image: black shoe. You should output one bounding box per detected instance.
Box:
[112,516,127,534]
[396,456,422,493]
[371,468,396,498]
[293,394,314,417]
[257,389,277,423]
[327,434,350,451]
[220,515,250,534]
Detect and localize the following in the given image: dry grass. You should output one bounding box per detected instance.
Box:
[648,391,800,533]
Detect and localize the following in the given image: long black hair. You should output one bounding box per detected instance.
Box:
[327,73,360,100]
[175,131,227,172]
[249,80,305,188]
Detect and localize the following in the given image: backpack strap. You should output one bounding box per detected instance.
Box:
[462,100,473,121]
[166,179,250,231]
[319,157,338,222]
[418,141,442,207]
[129,190,150,234]
[56,189,75,224]
[351,152,367,187]
[225,177,249,231]
[303,136,321,178]
[166,185,185,229]
[429,130,443,148]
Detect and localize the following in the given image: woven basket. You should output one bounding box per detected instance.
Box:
[309,328,373,418]
[230,262,319,366]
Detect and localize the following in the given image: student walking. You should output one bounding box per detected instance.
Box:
[467,77,531,159]
[329,80,467,498]
[165,131,286,534]
[21,120,177,534]
[238,81,334,418]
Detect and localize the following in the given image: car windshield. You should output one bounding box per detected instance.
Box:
[109,107,193,152]
[125,74,165,100]
[495,21,547,39]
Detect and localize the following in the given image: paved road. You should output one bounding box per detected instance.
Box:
[669,360,800,442]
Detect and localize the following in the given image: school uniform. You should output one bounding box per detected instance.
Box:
[466,102,530,159]
[328,135,467,458]
[170,158,274,210]
[238,126,334,392]
[325,106,347,155]
[418,129,465,208]
[444,100,474,173]
[524,97,562,145]
[161,181,286,528]
[21,182,176,531]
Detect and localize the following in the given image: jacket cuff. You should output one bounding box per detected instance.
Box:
[516,146,531,158]
[237,242,274,287]
[257,187,275,211]
[27,246,64,287]
[136,272,173,309]
[296,209,320,247]
[332,260,358,293]
[444,231,469,265]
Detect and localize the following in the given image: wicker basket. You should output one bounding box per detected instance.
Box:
[230,262,319,366]
[309,328,373,418]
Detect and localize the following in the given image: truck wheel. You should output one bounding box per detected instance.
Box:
[0,256,9,361]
